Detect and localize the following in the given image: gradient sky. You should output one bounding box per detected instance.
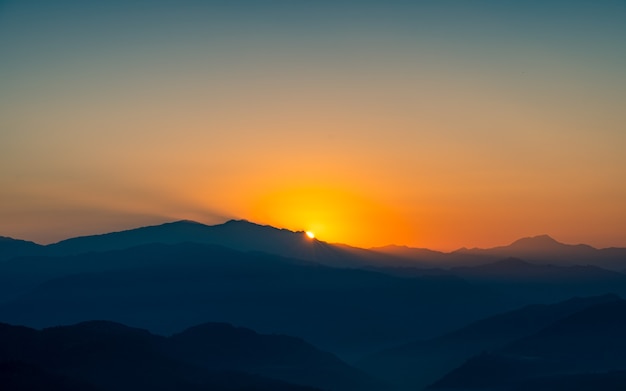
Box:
[1,0,625,250]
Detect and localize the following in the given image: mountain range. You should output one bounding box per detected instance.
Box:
[358,293,622,390]
[430,298,626,390]
[2,219,625,270]
[2,219,626,390]
[0,319,380,391]
[0,241,500,356]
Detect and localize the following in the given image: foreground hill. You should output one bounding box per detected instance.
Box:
[430,299,626,390]
[0,361,103,391]
[0,320,379,391]
[358,294,621,390]
[168,322,382,390]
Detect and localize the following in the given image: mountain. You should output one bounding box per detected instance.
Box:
[1,219,412,270]
[0,242,502,357]
[0,361,104,391]
[430,299,626,390]
[510,370,626,391]
[169,322,383,391]
[47,219,322,260]
[452,234,626,270]
[449,258,626,302]
[367,245,450,268]
[363,234,626,270]
[0,236,44,261]
[0,319,377,391]
[3,222,625,271]
[358,294,621,390]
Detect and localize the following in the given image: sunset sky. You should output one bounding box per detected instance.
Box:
[1,0,625,250]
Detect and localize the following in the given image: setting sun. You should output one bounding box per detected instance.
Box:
[306,231,315,239]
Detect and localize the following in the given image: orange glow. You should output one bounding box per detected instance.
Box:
[247,184,415,248]
[1,2,625,251]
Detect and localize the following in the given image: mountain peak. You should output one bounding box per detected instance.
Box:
[171,219,205,225]
[219,219,303,235]
[510,234,560,247]
[222,219,263,227]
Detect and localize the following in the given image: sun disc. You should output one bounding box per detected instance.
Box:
[306,231,315,239]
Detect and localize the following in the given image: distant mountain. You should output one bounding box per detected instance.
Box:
[0,319,376,391]
[368,245,450,267]
[365,234,626,270]
[452,234,626,270]
[0,242,501,356]
[456,234,593,256]
[358,294,621,391]
[430,299,626,390]
[3,221,625,271]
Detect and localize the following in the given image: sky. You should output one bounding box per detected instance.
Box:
[1,0,625,250]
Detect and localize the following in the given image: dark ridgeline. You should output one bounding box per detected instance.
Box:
[1,219,626,390]
[0,320,380,391]
[372,234,626,270]
[3,220,626,269]
[0,236,45,261]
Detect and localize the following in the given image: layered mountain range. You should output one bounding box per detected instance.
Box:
[0,320,379,391]
[3,219,626,269]
[1,219,625,390]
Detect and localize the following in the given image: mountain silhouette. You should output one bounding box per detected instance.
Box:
[0,361,104,391]
[0,242,499,356]
[358,293,621,390]
[451,234,626,270]
[0,236,44,261]
[169,322,384,390]
[0,319,378,391]
[364,234,626,270]
[2,221,626,389]
[4,221,625,271]
[367,245,450,267]
[47,219,319,259]
[449,258,626,302]
[430,298,626,390]
[510,370,626,391]
[1,219,401,269]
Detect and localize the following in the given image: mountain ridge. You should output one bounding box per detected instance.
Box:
[358,293,622,390]
[430,298,626,390]
[0,319,348,391]
[2,221,625,270]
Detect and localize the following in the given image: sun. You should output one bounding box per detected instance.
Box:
[305,231,315,239]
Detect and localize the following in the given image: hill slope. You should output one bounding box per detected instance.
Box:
[431,299,626,390]
[0,242,500,356]
[358,294,621,390]
[0,319,379,391]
